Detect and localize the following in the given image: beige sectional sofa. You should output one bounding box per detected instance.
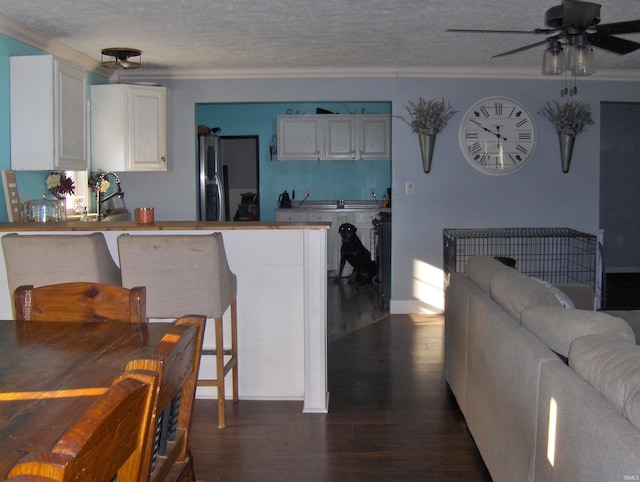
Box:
[445,255,640,481]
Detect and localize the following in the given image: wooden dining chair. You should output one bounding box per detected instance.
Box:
[6,370,159,482]
[125,315,205,482]
[14,282,147,323]
[118,233,239,428]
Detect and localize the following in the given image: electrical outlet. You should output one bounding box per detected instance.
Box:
[370,187,376,196]
[406,181,415,195]
[305,188,311,196]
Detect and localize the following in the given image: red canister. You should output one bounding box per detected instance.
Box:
[135,207,154,224]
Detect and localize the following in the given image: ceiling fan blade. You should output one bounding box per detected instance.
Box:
[491,38,551,58]
[446,28,555,35]
[588,33,640,55]
[595,19,640,35]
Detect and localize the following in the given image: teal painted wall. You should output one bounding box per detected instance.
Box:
[0,34,108,221]
[195,101,391,220]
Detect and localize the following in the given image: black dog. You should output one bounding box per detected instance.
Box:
[335,223,377,285]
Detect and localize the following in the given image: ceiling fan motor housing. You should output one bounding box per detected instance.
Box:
[545,1,601,30]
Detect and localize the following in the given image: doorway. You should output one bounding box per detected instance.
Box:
[600,102,640,309]
[600,102,640,272]
[219,136,260,221]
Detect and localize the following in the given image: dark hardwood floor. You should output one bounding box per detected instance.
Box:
[189,281,490,481]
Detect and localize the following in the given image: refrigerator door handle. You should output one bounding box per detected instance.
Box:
[214,173,225,222]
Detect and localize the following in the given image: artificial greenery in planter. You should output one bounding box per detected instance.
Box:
[400,97,457,173]
[539,100,594,173]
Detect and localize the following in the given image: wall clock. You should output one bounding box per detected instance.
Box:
[458,96,535,175]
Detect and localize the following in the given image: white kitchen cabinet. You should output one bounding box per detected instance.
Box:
[10,55,87,171]
[91,84,168,171]
[354,210,378,259]
[307,210,343,271]
[277,115,322,160]
[324,116,357,160]
[275,210,308,222]
[359,115,391,160]
[277,114,390,161]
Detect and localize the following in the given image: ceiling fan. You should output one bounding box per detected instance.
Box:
[447,0,640,62]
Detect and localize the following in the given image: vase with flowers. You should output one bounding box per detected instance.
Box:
[45,171,75,199]
[399,97,457,173]
[538,100,594,173]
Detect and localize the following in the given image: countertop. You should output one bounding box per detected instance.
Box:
[0,221,331,232]
[275,200,391,211]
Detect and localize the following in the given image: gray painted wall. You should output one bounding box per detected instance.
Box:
[117,75,640,313]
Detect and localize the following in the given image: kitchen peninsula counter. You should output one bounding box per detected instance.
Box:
[0,221,329,413]
[0,220,330,232]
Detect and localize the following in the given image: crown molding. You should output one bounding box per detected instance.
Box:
[120,65,640,82]
[0,14,113,78]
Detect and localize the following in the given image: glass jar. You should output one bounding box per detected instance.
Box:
[23,197,66,222]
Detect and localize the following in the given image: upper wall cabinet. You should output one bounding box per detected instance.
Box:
[358,115,391,160]
[91,84,168,172]
[324,116,357,160]
[10,55,87,171]
[277,115,323,160]
[277,114,390,161]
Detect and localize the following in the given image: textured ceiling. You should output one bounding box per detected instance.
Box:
[1,0,640,79]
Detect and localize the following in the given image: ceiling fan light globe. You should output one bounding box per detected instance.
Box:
[542,43,566,75]
[569,45,595,76]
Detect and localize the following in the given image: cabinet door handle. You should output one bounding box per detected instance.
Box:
[161,156,166,163]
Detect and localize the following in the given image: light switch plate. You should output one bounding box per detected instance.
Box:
[406,181,415,195]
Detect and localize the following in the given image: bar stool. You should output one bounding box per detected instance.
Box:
[2,233,121,314]
[117,233,238,428]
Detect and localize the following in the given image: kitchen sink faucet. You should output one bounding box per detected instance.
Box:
[95,171,125,221]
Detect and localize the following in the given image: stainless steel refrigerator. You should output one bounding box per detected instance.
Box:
[198,133,225,221]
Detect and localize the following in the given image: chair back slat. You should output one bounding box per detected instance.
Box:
[14,282,146,323]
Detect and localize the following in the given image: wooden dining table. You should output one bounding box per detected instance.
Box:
[0,319,178,478]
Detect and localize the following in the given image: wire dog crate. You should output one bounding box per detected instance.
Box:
[443,228,598,289]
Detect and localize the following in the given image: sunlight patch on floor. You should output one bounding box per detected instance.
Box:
[412,259,445,313]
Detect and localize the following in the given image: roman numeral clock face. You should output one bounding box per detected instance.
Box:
[458,96,535,175]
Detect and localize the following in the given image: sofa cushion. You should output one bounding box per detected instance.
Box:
[532,278,575,308]
[466,256,511,294]
[570,334,640,430]
[554,283,595,310]
[521,306,635,358]
[603,310,640,344]
[490,268,561,320]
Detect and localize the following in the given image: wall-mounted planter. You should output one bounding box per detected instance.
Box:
[559,133,576,173]
[419,133,436,173]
